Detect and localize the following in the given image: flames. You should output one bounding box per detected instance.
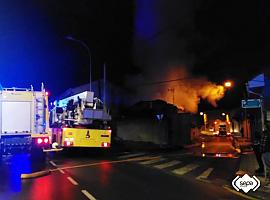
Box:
[153,69,226,113]
[130,68,226,113]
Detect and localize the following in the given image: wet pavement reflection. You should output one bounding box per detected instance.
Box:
[0,153,47,193]
[197,135,239,158]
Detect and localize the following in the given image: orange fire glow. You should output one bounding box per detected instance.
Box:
[152,69,226,113]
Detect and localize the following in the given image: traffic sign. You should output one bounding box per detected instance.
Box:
[267,111,270,121]
[241,99,261,108]
[156,114,164,121]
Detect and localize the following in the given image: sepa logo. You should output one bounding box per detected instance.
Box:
[232,174,260,193]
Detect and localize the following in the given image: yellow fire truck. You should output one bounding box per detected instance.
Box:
[50,91,111,148]
[0,84,51,155]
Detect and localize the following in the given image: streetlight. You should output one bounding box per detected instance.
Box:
[200,112,207,131]
[224,81,232,88]
[65,35,92,91]
[222,112,230,122]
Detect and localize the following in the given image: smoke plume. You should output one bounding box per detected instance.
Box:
[131,0,226,113]
[128,68,225,113]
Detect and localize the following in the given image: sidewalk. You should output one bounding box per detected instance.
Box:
[234,138,270,200]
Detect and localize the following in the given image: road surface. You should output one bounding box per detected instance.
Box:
[0,136,251,200]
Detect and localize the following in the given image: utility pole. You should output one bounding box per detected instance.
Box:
[65,36,92,91]
[103,63,106,108]
[168,88,175,104]
[245,82,265,138]
[244,83,250,138]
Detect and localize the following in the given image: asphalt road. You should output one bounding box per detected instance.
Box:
[0,136,249,200]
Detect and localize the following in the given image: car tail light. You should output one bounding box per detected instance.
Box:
[36,137,50,145]
[108,130,112,134]
[102,142,110,148]
[64,138,74,146]
[37,138,43,144]
[44,138,49,143]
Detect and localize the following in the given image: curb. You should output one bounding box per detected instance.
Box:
[223,185,261,200]
[21,170,51,179]
[43,148,63,153]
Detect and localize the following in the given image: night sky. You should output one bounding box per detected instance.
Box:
[0,0,133,95]
[193,1,270,81]
[0,0,269,108]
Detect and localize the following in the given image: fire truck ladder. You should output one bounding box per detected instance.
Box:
[35,93,46,134]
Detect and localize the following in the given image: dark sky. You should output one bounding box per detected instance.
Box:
[192,0,270,82]
[0,0,134,95]
[192,0,270,109]
[0,0,269,103]
[42,0,134,83]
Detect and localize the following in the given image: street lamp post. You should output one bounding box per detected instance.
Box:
[200,112,207,131]
[65,36,92,91]
[245,83,265,132]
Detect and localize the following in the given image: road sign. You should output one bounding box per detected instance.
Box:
[156,114,164,121]
[241,99,261,108]
[267,111,270,121]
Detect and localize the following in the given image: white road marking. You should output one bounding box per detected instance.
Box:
[196,168,214,180]
[172,164,199,175]
[118,153,145,159]
[81,190,97,200]
[50,156,161,172]
[58,169,65,174]
[67,176,79,185]
[49,161,57,167]
[139,157,166,165]
[130,156,157,160]
[154,160,181,169]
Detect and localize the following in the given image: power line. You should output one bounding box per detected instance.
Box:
[136,76,196,87]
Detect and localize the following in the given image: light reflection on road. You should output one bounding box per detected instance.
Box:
[99,161,112,186]
[0,153,47,193]
[198,135,239,158]
[7,154,31,192]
